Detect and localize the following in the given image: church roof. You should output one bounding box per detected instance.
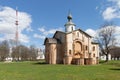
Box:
[53,31,66,38]
[53,28,92,39]
[44,38,61,45]
[78,29,92,38]
[44,38,57,45]
[66,29,92,38]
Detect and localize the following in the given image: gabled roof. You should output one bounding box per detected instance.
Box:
[66,29,92,38]
[78,29,92,38]
[53,31,66,38]
[53,28,92,38]
[44,38,61,45]
[44,38,57,45]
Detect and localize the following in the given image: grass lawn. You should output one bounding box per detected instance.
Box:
[0,60,120,80]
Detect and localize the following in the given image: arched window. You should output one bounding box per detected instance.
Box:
[71,26,73,31]
[93,46,95,51]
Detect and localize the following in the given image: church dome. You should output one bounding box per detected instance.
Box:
[64,12,76,32]
[67,14,72,20]
[65,13,76,26]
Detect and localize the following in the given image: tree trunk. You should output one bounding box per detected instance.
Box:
[105,54,109,62]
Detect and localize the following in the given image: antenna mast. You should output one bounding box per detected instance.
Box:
[15,7,19,47]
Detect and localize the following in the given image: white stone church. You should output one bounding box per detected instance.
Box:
[44,13,99,65]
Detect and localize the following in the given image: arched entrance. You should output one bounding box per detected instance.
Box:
[73,41,82,58]
[72,41,84,65]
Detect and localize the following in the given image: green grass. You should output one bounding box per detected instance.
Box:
[0,60,120,80]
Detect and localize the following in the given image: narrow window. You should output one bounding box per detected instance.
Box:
[93,46,95,51]
[86,46,88,50]
[69,50,72,55]
[93,54,95,57]
[82,34,84,41]
[77,32,79,37]
[71,26,73,31]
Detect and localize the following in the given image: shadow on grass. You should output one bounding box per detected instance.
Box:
[109,68,120,71]
[99,60,107,64]
[32,62,47,65]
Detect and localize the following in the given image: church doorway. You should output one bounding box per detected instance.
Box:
[72,41,84,65]
[73,41,82,58]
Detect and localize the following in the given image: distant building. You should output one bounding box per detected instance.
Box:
[5,47,13,62]
[44,13,99,65]
[100,54,111,61]
[36,48,45,59]
[110,47,120,60]
[100,46,120,60]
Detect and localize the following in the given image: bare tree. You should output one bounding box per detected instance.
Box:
[19,45,29,61]
[0,40,9,61]
[97,23,116,62]
[29,45,38,61]
[11,44,38,61]
[11,46,20,61]
[9,39,22,61]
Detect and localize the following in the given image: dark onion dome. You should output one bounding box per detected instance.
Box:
[67,13,72,20]
[65,13,76,26]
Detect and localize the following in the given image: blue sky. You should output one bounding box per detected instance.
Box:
[0,0,120,48]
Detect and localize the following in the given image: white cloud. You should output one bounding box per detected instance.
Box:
[26,26,33,32]
[108,0,120,7]
[34,27,63,39]
[113,26,120,45]
[38,27,63,35]
[19,34,30,43]
[86,26,120,45]
[102,0,120,20]
[102,7,117,20]
[85,29,96,37]
[0,6,32,43]
[38,27,45,32]
[33,34,45,39]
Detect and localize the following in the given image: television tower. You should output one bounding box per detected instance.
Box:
[15,7,19,47]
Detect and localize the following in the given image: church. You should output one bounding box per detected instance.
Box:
[44,13,99,65]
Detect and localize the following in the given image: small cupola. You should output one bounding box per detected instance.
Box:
[64,12,76,32]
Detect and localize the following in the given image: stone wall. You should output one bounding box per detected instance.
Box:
[45,43,57,64]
